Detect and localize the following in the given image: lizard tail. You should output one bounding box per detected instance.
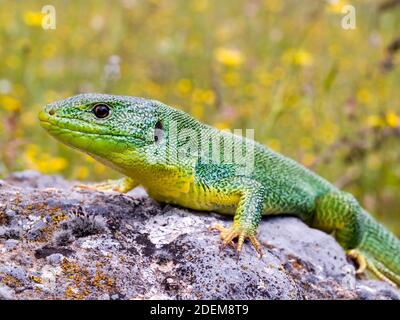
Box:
[355,210,400,286]
[313,192,400,286]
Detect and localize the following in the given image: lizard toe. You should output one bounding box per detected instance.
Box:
[211,223,263,257]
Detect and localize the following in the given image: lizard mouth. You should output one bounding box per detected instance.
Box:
[39,110,120,137]
[38,110,147,147]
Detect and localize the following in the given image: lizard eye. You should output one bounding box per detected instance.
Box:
[92,104,111,119]
[154,120,163,143]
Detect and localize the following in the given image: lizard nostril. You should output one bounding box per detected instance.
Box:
[48,108,55,116]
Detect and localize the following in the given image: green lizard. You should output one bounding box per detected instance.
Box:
[38,93,400,287]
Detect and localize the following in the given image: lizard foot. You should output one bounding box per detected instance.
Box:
[347,249,367,274]
[347,249,397,287]
[210,223,263,258]
[73,179,129,193]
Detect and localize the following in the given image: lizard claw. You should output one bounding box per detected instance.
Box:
[209,224,236,250]
[347,249,367,274]
[73,180,125,193]
[210,223,263,258]
[347,249,397,287]
[73,182,113,192]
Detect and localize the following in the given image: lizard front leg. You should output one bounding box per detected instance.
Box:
[211,178,267,257]
[74,177,138,193]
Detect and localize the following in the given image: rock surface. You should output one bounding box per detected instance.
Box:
[0,170,399,300]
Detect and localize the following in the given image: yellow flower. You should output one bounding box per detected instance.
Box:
[75,166,90,180]
[192,89,203,104]
[300,137,313,150]
[175,79,192,96]
[202,90,215,105]
[24,144,39,160]
[214,48,244,67]
[192,88,215,105]
[191,104,204,120]
[319,122,338,145]
[40,157,67,173]
[282,49,314,67]
[366,115,384,128]
[23,11,44,27]
[222,72,240,86]
[326,0,348,14]
[0,95,21,112]
[23,144,68,173]
[386,112,399,128]
[356,89,371,104]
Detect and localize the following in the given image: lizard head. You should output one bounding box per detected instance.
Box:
[38,93,195,173]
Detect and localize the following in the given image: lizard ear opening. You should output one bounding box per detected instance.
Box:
[154,120,164,143]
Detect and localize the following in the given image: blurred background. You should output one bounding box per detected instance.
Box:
[0,0,399,234]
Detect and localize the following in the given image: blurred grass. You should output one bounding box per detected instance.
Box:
[0,0,399,234]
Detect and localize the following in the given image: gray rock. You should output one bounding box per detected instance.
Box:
[5,239,19,250]
[0,284,15,300]
[0,226,22,239]
[0,226,6,237]
[12,253,33,267]
[52,230,75,246]
[0,170,398,300]
[46,253,64,266]
[0,265,28,285]
[27,220,48,241]
[356,280,400,300]
[5,209,16,220]
[5,170,74,189]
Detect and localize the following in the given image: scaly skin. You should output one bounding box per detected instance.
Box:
[38,94,400,286]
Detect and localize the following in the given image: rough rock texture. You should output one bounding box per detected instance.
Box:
[0,170,399,300]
